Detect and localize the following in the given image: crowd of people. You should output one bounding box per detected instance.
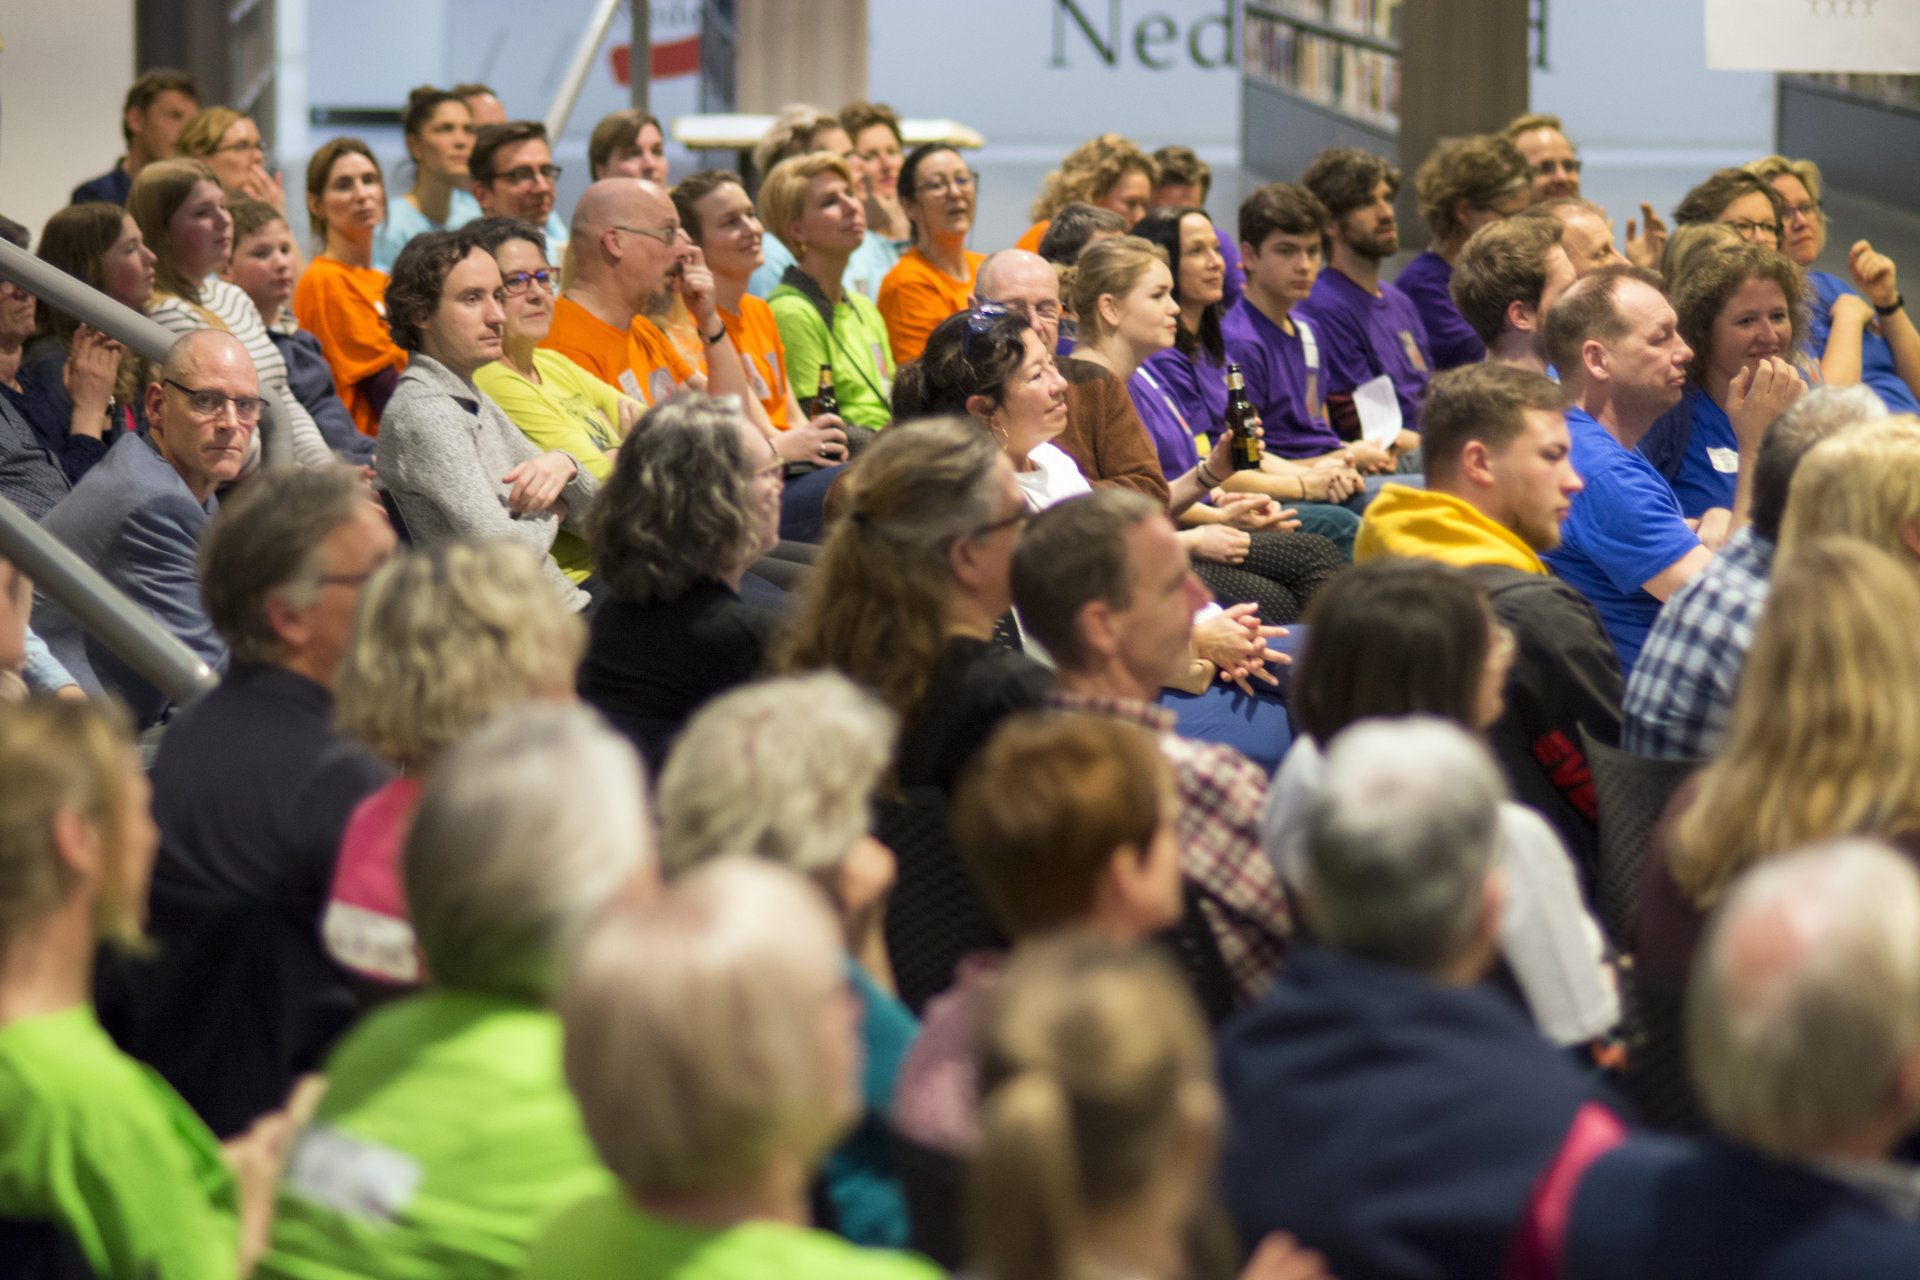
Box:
[2,61,1920,1280]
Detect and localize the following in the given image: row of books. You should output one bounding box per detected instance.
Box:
[1243,10,1402,130]
[1250,0,1402,44]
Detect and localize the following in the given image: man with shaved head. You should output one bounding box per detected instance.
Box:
[971,247,1171,501]
[1534,839,1920,1278]
[541,177,759,416]
[32,329,260,721]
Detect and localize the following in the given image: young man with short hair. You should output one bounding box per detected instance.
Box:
[71,69,201,206]
[469,121,569,258]
[1451,213,1579,373]
[1356,362,1619,876]
[1296,149,1428,463]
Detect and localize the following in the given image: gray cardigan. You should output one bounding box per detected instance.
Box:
[376,351,597,608]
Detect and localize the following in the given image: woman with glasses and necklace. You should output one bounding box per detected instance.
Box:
[877,144,985,366]
[293,138,409,438]
[1746,154,1920,414]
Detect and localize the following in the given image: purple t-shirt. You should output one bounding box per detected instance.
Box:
[1218,226,1246,313]
[1220,298,1345,457]
[1297,267,1433,430]
[1142,346,1227,438]
[1395,250,1484,371]
[1128,362,1202,478]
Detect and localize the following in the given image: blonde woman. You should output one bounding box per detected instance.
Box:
[1016,133,1159,250]
[1776,413,1920,562]
[971,940,1328,1280]
[746,105,901,304]
[129,158,333,465]
[0,700,293,1279]
[523,856,941,1279]
[1634,536,1920,988]
[1746,153,1920,413]
[322,541,587,987]
[176,105,284,214]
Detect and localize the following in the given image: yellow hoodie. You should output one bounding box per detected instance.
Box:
[1355,484,1549,575]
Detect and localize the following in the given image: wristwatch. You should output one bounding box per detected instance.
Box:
[1875,293,1906,318]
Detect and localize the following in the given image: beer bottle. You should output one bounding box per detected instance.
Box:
[809,366,839,419]
[1225,363,1262,471]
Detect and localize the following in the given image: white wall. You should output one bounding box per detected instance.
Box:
[867,0,1240,157]
[0,0,136,242]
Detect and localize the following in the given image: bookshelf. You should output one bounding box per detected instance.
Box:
[1240,0,1531,251]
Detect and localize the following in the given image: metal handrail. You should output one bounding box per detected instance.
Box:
[546,0,626,143]
[0,238,295,467]
[0,239,222,709]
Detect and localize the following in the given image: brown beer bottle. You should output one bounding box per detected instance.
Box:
[1225,363,1262,470]
[809,366,839,419]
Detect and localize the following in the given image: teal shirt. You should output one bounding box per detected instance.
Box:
[820,961,919,1247]
[767,285,896,432]
[371,190,482,274]
[521,1191,944,1280]
[260,990,612,1280]
[0,1005,238,1280]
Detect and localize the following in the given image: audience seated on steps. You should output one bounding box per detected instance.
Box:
[259,704,650,1280]
[1524,840,1920,1280]
[1225,717,1619,1280]
[521,856,942,1280]
[657,672,914,1248]
[31,330,256,724]
[1624,385,1884,760]
[1357,364,1621,883]
[98,465,393,1139]
[321,540,586,989]
[1266,560,1618,1047]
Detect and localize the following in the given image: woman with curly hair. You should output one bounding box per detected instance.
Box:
[1015,133,1158,251]
[1396,134,1533,370]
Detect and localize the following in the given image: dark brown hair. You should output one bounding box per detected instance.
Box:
[402,85,469,139]
[954,713,1169,937]
[1451,212,1566,346]
[892,308,1032,422]
[671,169,746,242]
[1669,240,1809,386]
[1300,148,1399,223]
[304,136,383,239]
[121,69,200,145]
[1673,169,1788,233]
[1291,558,1494,742]
[1414,134,1530,243]
[1011,489,1163,670]
[838,101,904,148]
[1150,144,1211,200]
[1238,181,1330,252]
[470,121,549,185]
[384,227,480,352]
[1420,363,1571,486]
[34,203,130,347]
[589,108,665,179]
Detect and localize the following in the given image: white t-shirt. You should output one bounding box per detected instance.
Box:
[1013,441,1092,511]
[1263,734,1620,1046]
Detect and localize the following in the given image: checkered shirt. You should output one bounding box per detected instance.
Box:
[1048,691,1290,1003]
[1621,526,1773,761]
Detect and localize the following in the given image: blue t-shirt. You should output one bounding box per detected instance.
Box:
[1395,250,1484,371]
[1544,408,1702,675]
[1297,267,1433,431]
[1806,270,1920,415]
[1221,299,1345,457]
[1129,362,1202,478]
[371,190,483,273]
[748,232,901,306]
[1638,385,1738,519]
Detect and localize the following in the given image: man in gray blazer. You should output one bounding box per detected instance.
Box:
[34,329,260,723]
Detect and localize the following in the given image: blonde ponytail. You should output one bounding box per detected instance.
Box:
[971,1070,1088,1280]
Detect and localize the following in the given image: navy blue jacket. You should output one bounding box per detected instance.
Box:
[1219,945,1607,1280]
[267,326,377,465]
[71,165,133,206]
[1565,1135,1920,1280]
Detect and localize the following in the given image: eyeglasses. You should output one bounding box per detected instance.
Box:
[163,378,268,424]
[498,164,562,187]
[612,223,679,246]
[971,508,1029,540]
[501,268,557,295]
[1532,157,1582,176]
[212,138,266,156]
[1725,218,1782,242]
[1782,199,1822,222]
[916,171,977,198]
[963,302,1014,362]
[1001,298,1063,325]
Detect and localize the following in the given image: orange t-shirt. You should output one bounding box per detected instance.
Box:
[720,295,792,429]
[876,246,986,366]
[541,296,693,406]
[1015,220,1051,253]
[292,255,406,437]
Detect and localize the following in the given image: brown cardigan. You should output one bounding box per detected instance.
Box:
[1058,357,1172,506]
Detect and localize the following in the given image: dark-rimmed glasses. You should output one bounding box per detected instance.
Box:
[502,268,557,296]
[164,379,268,424]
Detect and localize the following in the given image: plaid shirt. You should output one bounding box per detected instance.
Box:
[1621,526,1774,760]
[1049,691,1290,1002]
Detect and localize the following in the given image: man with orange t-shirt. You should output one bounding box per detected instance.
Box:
[540,178,762,424]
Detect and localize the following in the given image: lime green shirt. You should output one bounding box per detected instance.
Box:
[475,348,627,582]
[0,1004,238,1280]
[767,285,896,432]
[521,1191,944,1280]
[260,991,612,1280]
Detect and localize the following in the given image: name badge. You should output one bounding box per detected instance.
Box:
[747,367,771,400]
[1398,330,1428,373]
[648,368,677,405]
[617,369,643,400]
[763,352,786,399]
[1708,447,1740,473]
[285,1125,423,1224]
[871,341,889,378]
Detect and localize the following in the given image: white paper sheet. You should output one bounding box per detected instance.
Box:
[1706,0,1920,72]
[1353,374,1403,447]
